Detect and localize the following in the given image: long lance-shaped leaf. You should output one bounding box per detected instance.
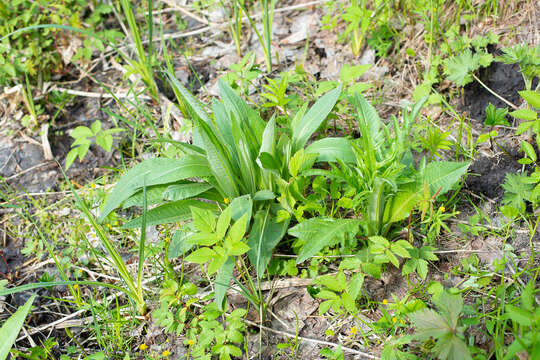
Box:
[289,218,360,264]
[61,167,141,308]
[100,156,211,221]
[0,294,35,360]
[218,79,265,150]
[292,86,341,151]
[215,258,235,311]
[0,281,127,297]
[247,208,289,279]
[166,71,212,124]
[123,199,217,228]
[197,118,240,198]
[353,93,383,172]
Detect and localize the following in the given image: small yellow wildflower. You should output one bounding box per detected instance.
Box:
[162,350,171,357]
[165,236,171,243]
[350,326,358,335]
[113,221,119,226]
[73,284,79,290]
[139,344,148,351]
[224,198,230,204]
[392,317,397,323]
[440,206,446,213]
[90,183,96,189]
[187,339,195,346]
[106,223,112,229]
[382,299,388,305]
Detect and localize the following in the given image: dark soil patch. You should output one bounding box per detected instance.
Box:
[462,62,525,123]
[465,149,522,199]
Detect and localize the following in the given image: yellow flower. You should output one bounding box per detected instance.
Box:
[382,299,388,305]
[139,344,148,351]
[162,350,171,357]
[440,206,446,213]
[392,317,397,323]
[73,284,79,290]
[224,198,230,204]
[90,183,96,189]
[187,339,195,346]
[350,326,358,335]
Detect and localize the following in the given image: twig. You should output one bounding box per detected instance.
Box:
[244,318,379,359]
[4,162,57,181]
[52,87,152,101]
[160,0,212,25]
[471,73,518,110]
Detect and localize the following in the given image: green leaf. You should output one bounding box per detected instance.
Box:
[191,207,216,233]
[65,148,79,170]
[434,292,463,329]
[185,247,216,263]
[123,184,170,208]
[521,141,537,161]
[0,294,36,360]
[422,161,470,197]
[247,209,289,278]
[123,200,216,228]
[163,183,213,201]
[229,195,253,224]
[510,108,537,121]
[253,190,275,201]
[408,308,449,340]
[95,133,113,152]
[288,148,318,178]
[391,241,413,258]
[100,156,211,221]
[71,126,93,139]
[215,258,234,311]
[305,138,356,163]
[292,86,341,151]
[227,241,250,256]
[433,332,472,360]
[347,273,365,300]
[383,185,421,223]
[216,205,232,239]
[505,305,533,326]
[229,213,248,243]
[167,230,194,259]
[289,218,360,264]
[519,90,540,108]
[166,71,212,123]
[444,49,481,86]
[197,119,240,198]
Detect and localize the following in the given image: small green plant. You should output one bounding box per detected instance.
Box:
[221,52,262,97]
[496,44,540,91]
[484,103,509,127]
[341,0,384,57]
[65,120,125,170]
[313,271,363,315]
[408,291,472,360]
